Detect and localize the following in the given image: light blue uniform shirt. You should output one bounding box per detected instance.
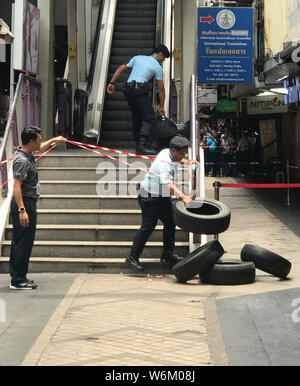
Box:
[140,149,178,197]
[127,55,163,83]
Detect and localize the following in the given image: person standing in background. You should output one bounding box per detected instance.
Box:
[107,44,170,155]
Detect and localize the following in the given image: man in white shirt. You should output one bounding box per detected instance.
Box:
[126,136,192,272]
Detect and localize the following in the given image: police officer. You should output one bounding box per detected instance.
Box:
[9,127,66,290]
[126,136,193,272]
[107,44,170,155]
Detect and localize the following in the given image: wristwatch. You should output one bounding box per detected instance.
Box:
[18,207,26,213]
[109,81,115,85]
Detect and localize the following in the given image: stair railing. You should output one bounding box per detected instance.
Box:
[188,74,206,252]
[0,73,41,244]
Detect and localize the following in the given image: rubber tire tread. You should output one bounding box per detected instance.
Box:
[200,259,256,285]
[241,244,292,278]
[172,240,224,283]
[173,198,231,235]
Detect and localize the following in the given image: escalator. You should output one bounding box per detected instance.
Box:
[75,0,170,148]
[99,0,157,150]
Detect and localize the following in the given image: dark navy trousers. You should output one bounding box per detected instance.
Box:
[131,195,175,258]
[123,86,155,141]
[9,197,37,284]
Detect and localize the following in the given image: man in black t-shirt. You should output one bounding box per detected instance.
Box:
[9,127,66,290]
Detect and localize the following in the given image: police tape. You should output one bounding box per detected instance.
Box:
[68,140,192,193]
[68,139,190,168]
[0,158,14,166]
[0,144,57,189]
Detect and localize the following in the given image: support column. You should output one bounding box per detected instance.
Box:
[180,0,197,122]
[67,0,78,92]
[37,0,55,140]
[77,0,87,90]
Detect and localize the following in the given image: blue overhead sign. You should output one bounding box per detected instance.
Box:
[198,7,254,84]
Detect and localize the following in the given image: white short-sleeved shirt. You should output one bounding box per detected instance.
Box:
[127,55,163,83]
[140,149,178,197]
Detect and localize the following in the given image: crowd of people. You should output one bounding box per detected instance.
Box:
[199,122,260,178]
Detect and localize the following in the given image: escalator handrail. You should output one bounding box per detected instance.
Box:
[84,0,117,141]
[86,0,105,94]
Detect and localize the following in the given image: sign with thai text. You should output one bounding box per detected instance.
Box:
[198,7,254,84]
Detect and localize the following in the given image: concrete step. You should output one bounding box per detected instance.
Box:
[37,151,153,168]
[39,181,141,195]
[37,167,148,181]
[10,209,159,225]
[37,195,140,209]
[0,257,179,274]
[38,167,189,182]
[1,240,189,259]
[5,224,188,242]
[39,181,189,195]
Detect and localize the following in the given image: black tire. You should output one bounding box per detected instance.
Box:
[173,198,231,235]
[199,259,256,285]
[172,240,224,283]
[241,244,292,278]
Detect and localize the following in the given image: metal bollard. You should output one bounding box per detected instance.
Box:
[213,181,221,240]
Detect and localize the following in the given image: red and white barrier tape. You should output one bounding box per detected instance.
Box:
[69,140,188,168]
[68,139,192,192]
[1,144,57,189]
[0,157,14,166]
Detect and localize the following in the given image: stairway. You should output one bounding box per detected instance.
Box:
[1,149,189,273]
[100,0,157,149]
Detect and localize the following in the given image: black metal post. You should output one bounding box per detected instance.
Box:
[213,181,221,240]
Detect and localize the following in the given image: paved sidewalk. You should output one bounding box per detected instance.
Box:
[1,176,300,366]
[21,274,214,366]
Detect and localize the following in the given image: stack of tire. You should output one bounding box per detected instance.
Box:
[172,199,292,284]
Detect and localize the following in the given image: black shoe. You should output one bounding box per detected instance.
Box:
[24,277,35,284]
[136,136,158,155]
[161,251,184,265]
[126,255,144,272]
[10,281,38,290]
[136,147,158,156]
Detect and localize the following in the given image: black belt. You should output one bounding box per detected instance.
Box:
[125,81,149,89]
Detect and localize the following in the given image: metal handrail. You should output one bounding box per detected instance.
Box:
[188,74,207,252]
[0,73,41,244]
[0,74,23,164]
[153,0,173,116]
